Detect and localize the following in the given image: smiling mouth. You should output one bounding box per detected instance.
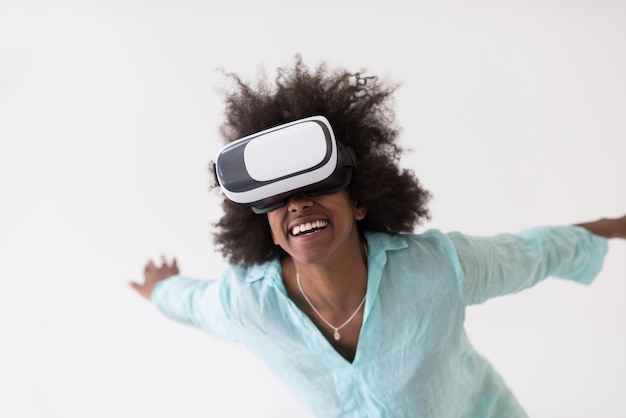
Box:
[290,220,329,236]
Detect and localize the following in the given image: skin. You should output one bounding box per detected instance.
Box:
[575,215,626,239]
[130,256,180,300]
[131,190,369,361]
[130,202,626,361]
[267,190,368,361]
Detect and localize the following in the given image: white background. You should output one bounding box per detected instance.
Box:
[1,1,625,417]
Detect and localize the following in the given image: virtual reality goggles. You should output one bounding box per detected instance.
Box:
[214,116,357,214]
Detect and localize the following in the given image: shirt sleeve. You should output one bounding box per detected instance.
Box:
[446,226,609,306]
[151,274,239,340]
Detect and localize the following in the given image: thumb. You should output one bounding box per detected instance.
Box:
[128,281,153,300]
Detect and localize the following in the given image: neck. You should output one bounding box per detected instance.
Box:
[284,237,368,311]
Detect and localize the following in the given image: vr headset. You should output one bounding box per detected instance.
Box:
[214,116,357,214]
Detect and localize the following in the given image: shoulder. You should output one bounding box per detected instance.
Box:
[364,229,460,269]
[364,231,466,302]
[365,229,455,252]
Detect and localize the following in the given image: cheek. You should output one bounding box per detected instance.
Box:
[266,214,282,245]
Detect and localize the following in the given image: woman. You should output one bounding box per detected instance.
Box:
[131,57,625,417]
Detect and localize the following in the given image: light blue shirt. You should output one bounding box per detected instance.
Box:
[152,226,608,417]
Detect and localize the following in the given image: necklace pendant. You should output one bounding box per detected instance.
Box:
[333,330,341,341]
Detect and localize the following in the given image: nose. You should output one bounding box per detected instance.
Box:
[286,193,314,213]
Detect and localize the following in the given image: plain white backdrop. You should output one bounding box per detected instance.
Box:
[1,0,625,417]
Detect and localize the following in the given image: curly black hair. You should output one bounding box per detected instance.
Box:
[211,56,431,266]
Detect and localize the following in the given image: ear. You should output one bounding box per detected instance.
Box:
[354,201,367,221]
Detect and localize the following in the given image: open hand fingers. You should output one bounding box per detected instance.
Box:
[143,255,179,280]
[133,256,179,301]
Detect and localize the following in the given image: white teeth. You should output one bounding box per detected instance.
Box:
[291,220,328,236]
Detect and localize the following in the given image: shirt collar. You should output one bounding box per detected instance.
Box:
[244,232,408,285]
[245,258,282,285]
[363,231,409,255]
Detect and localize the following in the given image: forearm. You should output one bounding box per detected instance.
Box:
[450,225,609,305]
[152,275,213,327]
[575,214,626,239]
[151,275,237,340]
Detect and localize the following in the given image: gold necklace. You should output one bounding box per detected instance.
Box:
[296,272,366,341]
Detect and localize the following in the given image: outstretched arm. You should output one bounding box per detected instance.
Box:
[575,214,626,239]
[130,256,179,300]
[130,259,238,339]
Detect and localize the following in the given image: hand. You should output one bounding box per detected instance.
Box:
[129,256,179,300]
[576,214,626,239]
